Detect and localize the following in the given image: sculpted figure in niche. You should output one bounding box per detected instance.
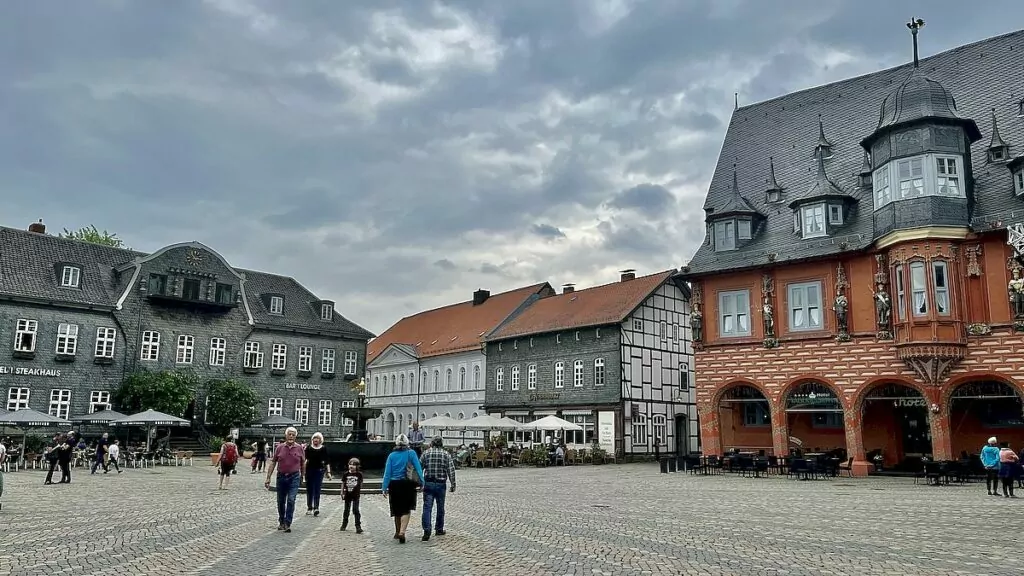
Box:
[833,294,849,333]
[691,307,703,342]
[1009,267,1024,319]
[874,284,892,329]
[762,300,775,337]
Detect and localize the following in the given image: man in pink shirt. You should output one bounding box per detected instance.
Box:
[264,427,306,532]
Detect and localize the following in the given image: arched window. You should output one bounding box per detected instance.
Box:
[433,370,439,392]
[472,412,479,418]
[373,375,380,396]
[554,362,564,388]
[458,412,465,420]
[400,373,406,394]
[421,371,428,391]
[407,413,413,427]
[573,360,584,387]
[459,367,466,390]
[496,367,504,391]
[511,365,520,390]
[631,414,648,445]
[652,414,667,444]
[410,372,416,392]
[593,358,605,386]
[445,368,452,391]
[473,365,481,389]
[390,374,396,396]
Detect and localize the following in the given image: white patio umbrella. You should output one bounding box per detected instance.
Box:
[520,415,582,431]
[111,409,191,451]
[0,409,71,467]
[460,414,520,431]
[418,415,463,430]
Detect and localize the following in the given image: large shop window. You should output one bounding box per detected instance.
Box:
[719,290,751,337]
[743,403,770,426]
[788,281,823,331]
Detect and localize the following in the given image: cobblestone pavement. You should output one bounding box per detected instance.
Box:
[1,462,1022,575]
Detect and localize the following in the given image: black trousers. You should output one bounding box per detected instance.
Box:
[986,469,999,492]
[45,459,59,483]
[1001,477,1016,497]
[343,498,361,527]
[59,460,71,483]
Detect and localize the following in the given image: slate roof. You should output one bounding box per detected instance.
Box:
[366,283,552,363]
[0,225,373,340]
[486,270,676,340]
[684,29,1024,277]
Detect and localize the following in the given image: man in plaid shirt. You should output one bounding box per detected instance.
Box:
[419,436,456,541]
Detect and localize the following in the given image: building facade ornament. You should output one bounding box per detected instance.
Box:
[896,343,966,386]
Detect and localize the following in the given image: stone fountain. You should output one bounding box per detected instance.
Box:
[323,380,392,472]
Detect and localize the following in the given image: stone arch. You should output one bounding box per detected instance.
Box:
[853,376,933,416]
[941,372,1024,411]
[778,375,847,410]
[779,376,848,456]
[943,372,1024,459]
[711,379,776,455]
[851,377,933,467]
[711,378,772,408]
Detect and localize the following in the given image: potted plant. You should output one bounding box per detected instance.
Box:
[590,442,607,465]
[209,437,224,466]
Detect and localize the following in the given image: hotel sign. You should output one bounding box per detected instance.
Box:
[286,383,321,391]
[528,393,560,402]
[0,366,62,377]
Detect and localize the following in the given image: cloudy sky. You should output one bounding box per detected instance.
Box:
[2,1,1020,334]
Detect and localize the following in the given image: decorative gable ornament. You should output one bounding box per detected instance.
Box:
[987,109,1010,163]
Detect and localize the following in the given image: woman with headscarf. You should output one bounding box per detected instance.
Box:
[381,434,424,543]
[304,432,331,516]
[981,437,1001,496]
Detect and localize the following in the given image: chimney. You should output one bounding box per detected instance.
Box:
[620,269,636,282]
[28,219,46,234]
[562,283,575,294]
[472,289,490,306]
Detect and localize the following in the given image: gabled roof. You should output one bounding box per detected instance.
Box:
[366,283,552,363]
[685,29,1024,276]
[486,270,676,340]
[242,269,373,340]
[708,169,763,218]
[788,153,855,209]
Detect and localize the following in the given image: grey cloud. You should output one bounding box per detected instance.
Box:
[434,258,457,271]
[608,184,676,218]
[531,223,566,239]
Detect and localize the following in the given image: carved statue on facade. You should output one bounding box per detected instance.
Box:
[762,300,775,337]
[874,283,892,331]
[691,305,704,343]
[833,294,849,334]
[1009,267,1024,319]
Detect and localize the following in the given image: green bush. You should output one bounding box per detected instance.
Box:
[208,437,224,453]
[203,379,259,435]
[114,369,197,417]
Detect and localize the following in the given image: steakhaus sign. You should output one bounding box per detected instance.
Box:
[0,366,62,377]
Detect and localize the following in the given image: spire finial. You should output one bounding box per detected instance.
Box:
[906,18,925,68]
[989,107,1008,150]
[768,157,782,190]
[734,92,739,110]
[732,163,739,192]
[816,147,828,179]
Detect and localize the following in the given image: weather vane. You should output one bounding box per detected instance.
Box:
[906,18,925,67]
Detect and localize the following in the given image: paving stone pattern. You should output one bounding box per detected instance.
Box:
[1,463,1022,575]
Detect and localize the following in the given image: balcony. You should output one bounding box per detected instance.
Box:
[146,292,238,312]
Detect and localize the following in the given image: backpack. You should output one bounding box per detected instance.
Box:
[222,443,238,465]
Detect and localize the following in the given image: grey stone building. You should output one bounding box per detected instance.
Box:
[0,222,373,438]
[483,270,696,458]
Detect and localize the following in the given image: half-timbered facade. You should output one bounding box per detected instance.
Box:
[483,270,696,458]
[678,28,1024,475]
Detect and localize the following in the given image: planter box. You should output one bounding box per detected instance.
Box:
[320,373,336,380]
[210,453,221,466]
[54,354,76,363]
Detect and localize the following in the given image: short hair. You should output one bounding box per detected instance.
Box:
[988,436,998,445]
[348,457,361,468]
[285,427,298,436]
[311,432,324,442]
[431,437,444,448]
[395,434,409,446]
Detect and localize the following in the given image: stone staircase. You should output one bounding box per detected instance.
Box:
[267,476,383,496]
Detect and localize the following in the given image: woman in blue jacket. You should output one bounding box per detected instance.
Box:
[382,434,424,543]
[981,436,1001,496]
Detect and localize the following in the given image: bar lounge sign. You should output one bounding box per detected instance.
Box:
[0,366,62,377]
[286,382,321,391]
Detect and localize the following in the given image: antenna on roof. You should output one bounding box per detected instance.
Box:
[906,17,925,68]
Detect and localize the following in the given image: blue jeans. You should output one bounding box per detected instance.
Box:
[276,472,301,525]
[306,469,325,510]
[421,481,447,533]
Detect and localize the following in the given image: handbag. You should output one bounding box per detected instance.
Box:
[404,452,421,486]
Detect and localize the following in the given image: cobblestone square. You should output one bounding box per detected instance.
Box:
[1,463,1021,575]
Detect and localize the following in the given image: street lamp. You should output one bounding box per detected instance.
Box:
[415,370,422,425]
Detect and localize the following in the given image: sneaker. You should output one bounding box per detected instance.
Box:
[398,535,405,544]
[313,509,320,517]
[305,510,312,516]
[356,527,363,534]
[436,530,446,536]
[422,532,430,541]
[277,524,285,531]
[285,525,292,533]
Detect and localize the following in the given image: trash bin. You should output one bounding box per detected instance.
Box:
[668,458,677,473]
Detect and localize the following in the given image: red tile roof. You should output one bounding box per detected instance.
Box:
[487,270,676,340]
[367,283,552,363]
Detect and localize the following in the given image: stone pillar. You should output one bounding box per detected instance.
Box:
[697,402,721,456]
[929,407,953,462]
[844,406,871,477]
[770,401,789,457]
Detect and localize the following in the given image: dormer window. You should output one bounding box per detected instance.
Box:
[828,204,843,225]
[800,204,826,238]
[766,189,781,203]
[60,266,81,288]
[321,303,333,321]
[713,221,736,251]
[270,296,284,314]
[737,219,751,240]
[1015,168,1024,196]
[872,153,966,209]
[989,147,1007,162]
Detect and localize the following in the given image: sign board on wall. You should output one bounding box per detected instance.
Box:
[597,411,615,453]
[0,366,61,377]
[285,383,321,391]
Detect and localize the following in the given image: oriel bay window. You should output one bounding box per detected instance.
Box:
[910,262,928,316]
[893,260,953,320]
[873,154,966,209]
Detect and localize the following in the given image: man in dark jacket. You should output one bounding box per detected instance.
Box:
[57,432,76,484]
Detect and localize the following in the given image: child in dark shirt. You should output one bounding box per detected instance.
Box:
[340,458,363,533]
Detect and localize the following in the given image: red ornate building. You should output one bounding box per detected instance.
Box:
[678,26,1024,475]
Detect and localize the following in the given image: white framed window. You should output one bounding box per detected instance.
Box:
[268,397,283,416]
[341,400,355,425]
[7,387,29,411]
[910,261,928,316]
[894,265,906,321]
[714,220,736,251]
[432,370,439,392]
[510,365,520,391]
[343,351,357,375]
[652,414,667,444]
[573,360,584,388]
[513,340,518,350]
[933,261,950,315]
[594,358,605,386]
[89,390,111,413]
[556,334,561,344]
[679,362,690,390]
[140,331,160,361]
[631,413,648,445]
[718,290,751,337]
[48,389,71,419]
[473,365,480,389]
[60,266,81,287]
[897,157,925,198]
[298,346,312,372]
[94,327,116,359]
[400,373,406,394]
[527,364,537,390]
[801,204,826,238]
[459,367,466,390]
[271,343,287,370]
[14,319,38,352]
[321,349,335,373]
[554,362,564,388]
[209,337,226,366]
[176,335,194,364]
[318,400,333,426]
[788,282,823,331]
[269,296,284,314]
[737,219,751,239]
[828,204,843,225]
[321,303,333,321]
[294,399,309,425]
[935,156,960,196]
[55,323,79,355]
[243,341,263,368]
[633,318,642,331]
[495,367,504,391]
[1015,169,1024,196]
[873,166,891,206]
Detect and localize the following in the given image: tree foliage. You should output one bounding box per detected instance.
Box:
[203,379,259,434]
[59,225,129,249]
[114,369,198,417]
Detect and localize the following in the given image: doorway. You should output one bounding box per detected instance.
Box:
[675,415,688,456]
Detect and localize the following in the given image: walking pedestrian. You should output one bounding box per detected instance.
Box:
[304,432,331,516]
[998,443,1019,498]
[408,422,425,455]
[340,458,364,533]
[218,438,239,490]
[57,432,76,484]
[43,436,60,484]
[381,434,424,544]
[981,437,1001,496]
[91,432,110,474]
[107,440,123,474]
[252,438,268,473]
[419,437,456,541]
[264,427,305,533]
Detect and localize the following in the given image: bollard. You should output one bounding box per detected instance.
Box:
[659,458,668,473]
